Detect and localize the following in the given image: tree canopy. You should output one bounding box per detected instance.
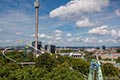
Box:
[0,51,120,80]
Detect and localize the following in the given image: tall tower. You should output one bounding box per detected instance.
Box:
[34,0,39,57]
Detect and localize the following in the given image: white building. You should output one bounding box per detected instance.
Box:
[59,52,82,58]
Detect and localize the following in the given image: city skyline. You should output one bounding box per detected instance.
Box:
[0,0,120,47]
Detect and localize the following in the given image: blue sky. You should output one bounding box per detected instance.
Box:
[0,0,120,47]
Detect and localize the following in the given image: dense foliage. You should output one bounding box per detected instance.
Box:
[116,57,120,63]
[102,63,120,80]
[0,50,120,80]
[0,51,87,80]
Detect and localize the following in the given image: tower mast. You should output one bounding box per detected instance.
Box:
[34,0,39,57]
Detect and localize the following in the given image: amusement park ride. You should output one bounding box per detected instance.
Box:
[2,0,41,64]
[2,0,104,80]
[88,59,103,80]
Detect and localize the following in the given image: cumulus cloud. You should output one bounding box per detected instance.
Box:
[39,34,47,38]
[30,33,36,37]
[0,29,3,32]
[98,39,103,43]
[116,37,120,43]
[55,34,62,37]
[53,29,63,39]
[111,30,117,36]
[66,33,72,37]
[75,37,103,43]
[84,37,97,43]
[30,33,48,38]
[88,26,120,38]
[0,40,12,43]
[110,30,120,37]
[16,32,23,35]
[105,39,118,44]
[46,36,53,39]
[53,30,63,34]
[76,18,94,28]
[55,37,62,40]
[75,37,83,42]
[49,0,109,18]
[115,9,120,17]
[5,40,12,43]
[118,31,120,37]
[88,25,109,35]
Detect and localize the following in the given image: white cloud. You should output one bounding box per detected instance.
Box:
[30,34,35,37]
[0,29,3,32]
[74,37,103,44]
[30,33,53,40]
[53,30,63,34]
[115,9,120,17]
[46,36,53,39]
[50,0,109,18]
[66,33,72,37]
[39,34,46,38]
[0,40,12,43]
[105,39,118,44]
[4,40,12,43]
[55,37,62,41]
[116,37,120,43]
[88,25,109,35]
[118,31,120,37]
[30,33,48,38]
[110,30,120,37]
[16,32,23,35]
[55,34,62,37]
[66,37,75,42]
[76,18,94,28]
[47,41,52,44]
[98,39,103,43]
[76,37,83,42]
[0,40,3,43]
[53,30,63,39]
[84,37,97,43]
[111,30,117,36]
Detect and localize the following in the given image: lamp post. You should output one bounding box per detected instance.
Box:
[34,0,39,57]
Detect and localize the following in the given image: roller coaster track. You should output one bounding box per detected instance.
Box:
[2,47,16,62]
[2,43,43,63]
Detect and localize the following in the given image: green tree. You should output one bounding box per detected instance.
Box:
[8,66,48,80]
[35,53,59,71]
[102,63,120,80]
[0,62,19,79]
[116,57,120,63]
[46,62,85,80]
[71,58,90,75]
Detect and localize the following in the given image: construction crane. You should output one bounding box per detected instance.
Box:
[88,59,103,80]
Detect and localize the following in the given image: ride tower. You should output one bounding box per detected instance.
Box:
[88,59,103,80]
[34,0,39,57]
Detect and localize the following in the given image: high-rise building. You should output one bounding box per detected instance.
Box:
[45,45,56,53]
[32,41,42,49]
[102,45,106,50]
